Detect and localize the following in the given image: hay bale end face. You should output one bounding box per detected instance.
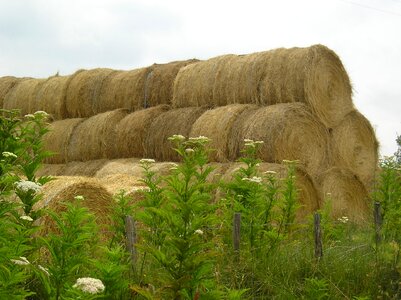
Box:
[33,176,114,236]
[145,107,206,161]
[65,68,115,118]
[0,76,23,109]
[172,45,353,127]
[67,109,128,161]
[3,78,45,116]
[114,105,170,158]
[43,118,85,164]
[330,110,379,190]
[230,103,330,177]
[316,167,370,223]
[190,104,257,162]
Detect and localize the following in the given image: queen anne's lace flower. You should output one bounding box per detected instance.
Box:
[168,134,186,142]
[14,180,42,194]
[74,195,84,201]
[242,176,263,184]
[195,229,204,235]
[34,111,49,117]
[20,215,33,222]
[11,257,30,265]
[73,277,105,294]
[2,151,17,159]
[140,158,156,164]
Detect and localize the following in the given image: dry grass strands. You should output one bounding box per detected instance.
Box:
[144,59,199,107]
[31,75,71,119]
[36,164,66,177]
[190,104,257,162]
[3,78,45,116]
[43,118,85,164]
[316,167,370,223]
[68,109,128,161]
[65,68,115,118]
[33,176,114,236]
[0,76,23,108]
[145,107,206,161]
[62,159,108,177]
[220,163,321,219]
[330,110,379,190]
[99,173,148,203]
[173,45,353,127]
[97,67,151,113]
[115,105,170,158]
[230,103,329,177]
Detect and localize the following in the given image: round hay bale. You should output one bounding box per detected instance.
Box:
[229,103,330,177]
[172,45,353,127]
[220,162,321,219]
[330,110,379,190]
[145,107,206,161]
[43,118,85,164]
[63,159,108,177]
[173,55,235,108]
[97,67,151,113]
[114,105,170,158]
[36,164,66,177]
[31,75,71,120]
[0,76,23,108]
[316,167,370,223]
[33,176,114,236]
[67,109,128,161]
[190,104,257,162]
[3,78,45,116]
[144,59,199,107]
[65,68,115,118]
[99,173,147,200]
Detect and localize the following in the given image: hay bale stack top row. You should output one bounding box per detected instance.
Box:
[1,44,353,128]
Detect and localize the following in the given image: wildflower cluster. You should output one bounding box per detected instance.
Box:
[73,277,105,294]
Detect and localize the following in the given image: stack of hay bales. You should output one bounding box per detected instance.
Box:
[1,44,378,223]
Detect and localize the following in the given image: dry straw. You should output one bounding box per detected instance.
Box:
[220,162,321,219]
[33,176,114,236]
[65,68,114,118]
[31,75,71,120]
[145,107,206,161]
[229,103,330,177]
[144,59,199,107]
[43,118,85,164]
[190,104,257,162]
[97,67,150,113]
[36,164,66,177]
[173,44,353,127]
[67,109,128,161]
[62,159,108,177]
[3,78,46,116]
[114,105,170,158]
[316,167,370,223]
[330,110,379,190]
[0,76,23,109]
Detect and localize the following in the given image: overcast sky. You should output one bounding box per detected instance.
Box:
[0,0,400,156]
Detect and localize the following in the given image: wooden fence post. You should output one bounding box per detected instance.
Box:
[374,202,382,244]
[125,215,137,270]
[314,212,323,259]
[233,213,241,256]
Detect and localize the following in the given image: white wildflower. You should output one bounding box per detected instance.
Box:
[74,195,84,201]
[14,180,42,194]
[24,114,35,119]
[195,229,204,235]
[168,134,186,142]
[34,111,49,118]
[244,142,256,148]
[73,277,105,294]
[282,159,299,164]
[20,215,33,222]
[189,136,210,143]
[11,257,30,266]
[140,158,156,164]
[38,265,50,276]
[2,151,17,159]
[242,176,263,184]
[185,148,195,154]
[264,170,277,175]
[243,139,254,143]
[338,216,349,224]
[254,140,264,145]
